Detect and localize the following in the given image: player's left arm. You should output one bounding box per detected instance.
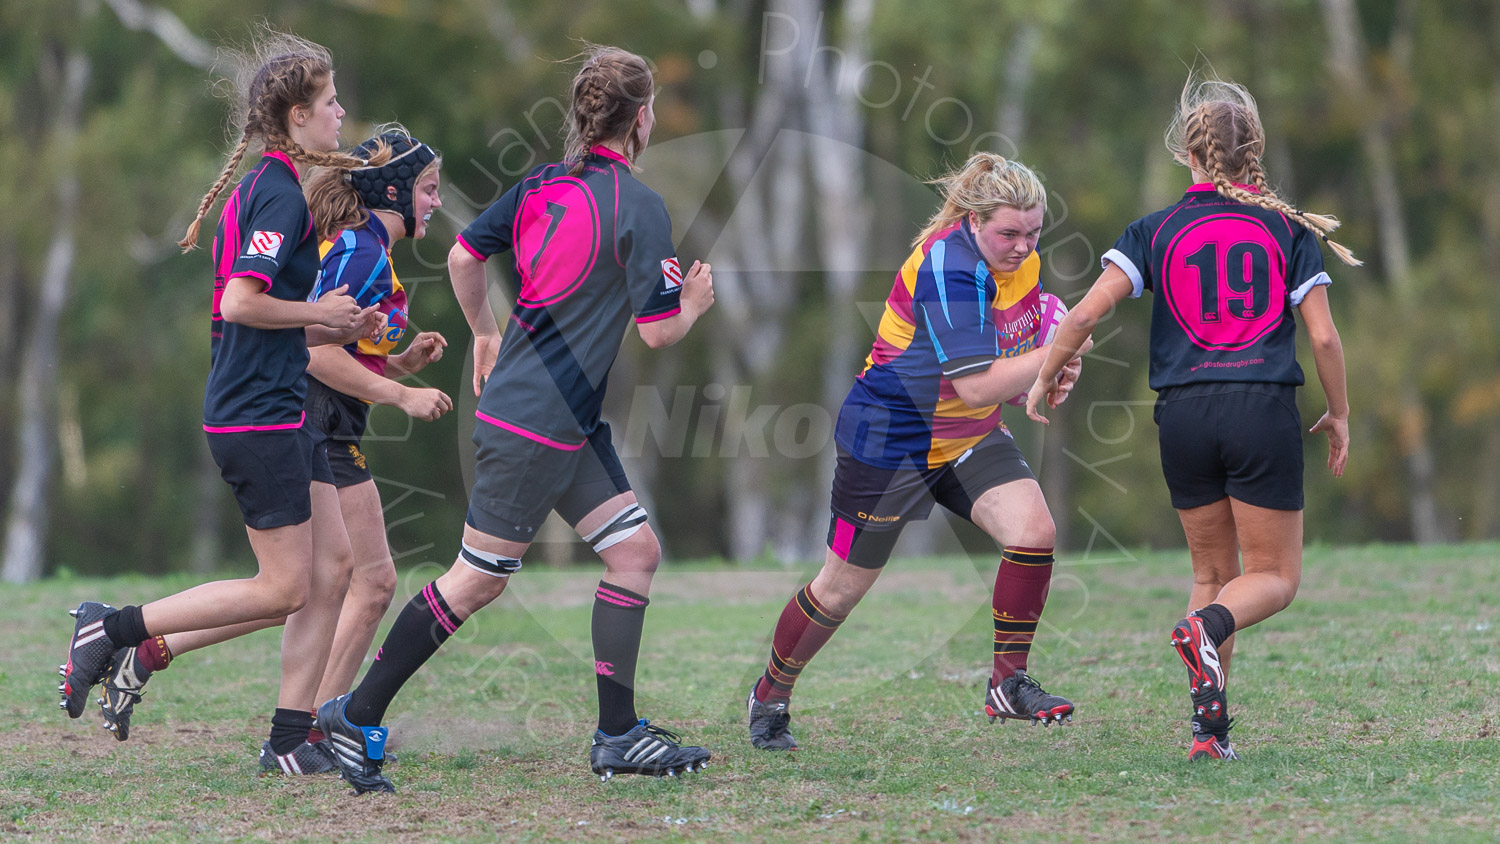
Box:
[626,194,712,349]
[1296,284,1348,477]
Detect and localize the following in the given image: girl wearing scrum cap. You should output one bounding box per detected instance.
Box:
[59,30,381,775]
[89,127,454,775]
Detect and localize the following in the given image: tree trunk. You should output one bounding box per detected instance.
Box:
[1318,0,1446,543]
[803,0,875,562]
[2,49,89,583]
[189,439,224,574]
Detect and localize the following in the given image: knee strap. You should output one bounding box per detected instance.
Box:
[582,503,648,554]
[459,542,523,578]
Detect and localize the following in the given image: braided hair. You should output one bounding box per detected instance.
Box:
[179,29,367,252]
[562,46,654,176]
[1166,77,1361,267]
[914,153,1047,248]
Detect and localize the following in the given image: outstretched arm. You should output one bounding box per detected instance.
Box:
[1025,265,1131,423]
[307,345,452,422]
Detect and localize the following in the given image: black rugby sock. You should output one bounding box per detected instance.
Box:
[101,605,149,650]
[1195,603,1236,648]
[591,582,650,736]
[345,582,462,726]
[269,707,315,756]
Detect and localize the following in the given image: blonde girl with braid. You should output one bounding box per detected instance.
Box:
[59,30,386,775]
[746,152,1094,754]
[1026,76,1354,761]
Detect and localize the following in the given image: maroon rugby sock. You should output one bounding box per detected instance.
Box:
[136,635,172,672]
[991,547,1054,683]
[754,584,847,703]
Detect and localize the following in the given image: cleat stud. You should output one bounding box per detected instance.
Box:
[58,684,66,692]
[666,768,675,777]
[69,609,79,617]
[59,701,68,709]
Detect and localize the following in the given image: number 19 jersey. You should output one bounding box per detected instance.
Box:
[1103,184,1330,391]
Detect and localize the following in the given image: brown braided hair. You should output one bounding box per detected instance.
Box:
[914,153,1047,248]
[179,29,367,252]
[562,46,654,176]
[1166,77,1361,267]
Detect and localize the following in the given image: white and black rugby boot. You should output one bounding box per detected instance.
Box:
[589,720,711,781]
[316,694,395,794]
[97,646,152,741]
[259,740,337,775]
[984,669,1075,725]
[59,602,116,719]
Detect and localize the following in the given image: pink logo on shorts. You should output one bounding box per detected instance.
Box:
[595,660,615,676]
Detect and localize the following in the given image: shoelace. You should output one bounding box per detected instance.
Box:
[637,721,684,746]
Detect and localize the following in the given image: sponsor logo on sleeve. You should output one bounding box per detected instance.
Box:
[245,230,284,259]
[660,257,683,289]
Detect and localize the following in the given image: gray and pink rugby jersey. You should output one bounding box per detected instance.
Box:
[1103,183,1330,391]
[203,150,321,432]
[456,145,684,449]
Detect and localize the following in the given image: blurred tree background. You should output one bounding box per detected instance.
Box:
[1,0,1493,580]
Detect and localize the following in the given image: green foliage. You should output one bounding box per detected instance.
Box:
[0,0,1496,576]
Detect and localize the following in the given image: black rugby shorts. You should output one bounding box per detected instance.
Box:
[206,426,316,529]
[1154,382,1304,511]
[305,376,373,488]
[466,419,631,543]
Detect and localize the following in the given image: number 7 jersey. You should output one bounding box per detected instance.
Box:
[455,146,683,449]
[1103,183,1330,391]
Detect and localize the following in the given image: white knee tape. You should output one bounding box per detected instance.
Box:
[583,503,648,554]
[459,542,523,578]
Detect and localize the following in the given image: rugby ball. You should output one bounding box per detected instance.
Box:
[1005,292,1068,406]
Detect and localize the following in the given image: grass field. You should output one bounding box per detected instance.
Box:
[1,543,1497,842]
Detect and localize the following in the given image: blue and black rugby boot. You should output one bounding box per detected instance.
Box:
[984,669,1075,725]
[58,602,116,719]
[316,694,395,794]
[590,720,711,781]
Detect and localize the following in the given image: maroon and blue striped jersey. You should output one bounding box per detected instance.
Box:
[456,146,684,450]
[204,151,320,432]
[835,220,1044,470]
[1103,184,1330,391]
[312,214,408,377]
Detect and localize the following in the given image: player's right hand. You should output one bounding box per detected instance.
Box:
[683,260,714,315]
[315,285,363,331]
[398,386,453,422]
[472,333,501,397]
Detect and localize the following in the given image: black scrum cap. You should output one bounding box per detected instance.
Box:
[349,133,437,237]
